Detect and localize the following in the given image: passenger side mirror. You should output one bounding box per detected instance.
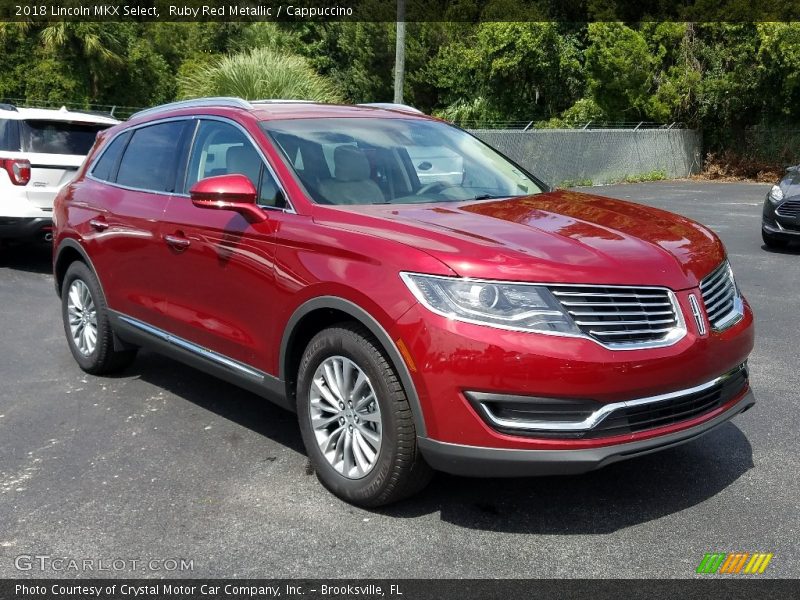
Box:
[189,174,266,223]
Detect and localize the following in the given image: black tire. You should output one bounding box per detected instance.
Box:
[762,229,790,249]
[61,261,137,374]
[296,324,432,507]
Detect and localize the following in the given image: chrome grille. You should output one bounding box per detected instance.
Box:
[700,262,739,330]
[776,198,800,218]
[548,285,681,347]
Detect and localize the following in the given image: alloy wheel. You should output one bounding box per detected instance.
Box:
[309,355,383,479]
[66,279,98,356]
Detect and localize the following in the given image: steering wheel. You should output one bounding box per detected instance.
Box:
[415,181,457,196]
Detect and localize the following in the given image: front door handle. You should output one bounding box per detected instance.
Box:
[89,218,109,231]
[164,233,191,250]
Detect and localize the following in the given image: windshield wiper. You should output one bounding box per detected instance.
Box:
[472,194,510,201]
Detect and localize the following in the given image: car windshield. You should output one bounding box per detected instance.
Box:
[20,120,110,155]
[261,117,542,205]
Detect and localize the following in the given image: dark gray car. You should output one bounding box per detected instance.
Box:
[762,166,800,248]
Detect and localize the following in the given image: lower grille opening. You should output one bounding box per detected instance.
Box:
[468,365,749,440]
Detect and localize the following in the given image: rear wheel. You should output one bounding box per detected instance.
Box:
[762,229,790,249]
[61,261,137,374]
[296,324,432,506]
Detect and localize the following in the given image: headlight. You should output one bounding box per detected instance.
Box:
[400,273,581,334]
[768,184,784,204]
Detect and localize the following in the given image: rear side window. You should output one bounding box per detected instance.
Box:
[19,120,110,155]
[0,119,20,151]
[116,121,187,193]
[91,132,129,182]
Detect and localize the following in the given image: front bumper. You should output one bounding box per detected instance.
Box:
[762,196,800,238]
[419,387,755,476]
[762,218,800,239]
[394,290,754,450]
[0,217,53,240]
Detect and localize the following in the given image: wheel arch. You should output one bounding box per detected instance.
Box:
[280,296,427,437]
[54,238,99,298]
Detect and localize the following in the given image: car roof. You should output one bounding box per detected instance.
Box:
[128,97,431,123]
[0,105,119,125]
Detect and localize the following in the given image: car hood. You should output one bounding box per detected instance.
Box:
[314,190,725,289]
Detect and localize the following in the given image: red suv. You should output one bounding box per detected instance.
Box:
[53,98,755,506]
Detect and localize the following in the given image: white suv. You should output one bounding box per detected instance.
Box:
[0,104,117,242]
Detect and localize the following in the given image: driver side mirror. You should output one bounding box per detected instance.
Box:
[189,174,266,223]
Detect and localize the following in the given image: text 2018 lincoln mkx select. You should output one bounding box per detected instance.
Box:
[52,98,755,506]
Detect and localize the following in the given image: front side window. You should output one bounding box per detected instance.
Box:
[20,120,110,155]
[116,121,187,193]
[185,120,283,207]
[261,117,542,206]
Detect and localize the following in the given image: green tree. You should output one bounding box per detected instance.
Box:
[178,47,341,102]
[585,22,658,121]
[39,23,124,100]
[429,22,583,122]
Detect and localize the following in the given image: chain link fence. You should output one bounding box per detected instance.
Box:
[469,128,702,188]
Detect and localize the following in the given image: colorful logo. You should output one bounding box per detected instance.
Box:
[696,552,773,574]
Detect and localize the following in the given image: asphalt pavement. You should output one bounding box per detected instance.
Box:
[0,180,797,579]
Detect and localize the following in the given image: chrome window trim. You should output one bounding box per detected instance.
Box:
[476,363,748,433]
[399,272,687,351]
[86,114,295,214]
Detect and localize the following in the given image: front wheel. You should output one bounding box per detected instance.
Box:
[296,324,432,507]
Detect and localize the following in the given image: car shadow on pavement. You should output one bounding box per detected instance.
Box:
[0,241,52,275]
[125,350,306,454]
[761,243,800,254]
[120,350,753,533]
[382,422,753,534]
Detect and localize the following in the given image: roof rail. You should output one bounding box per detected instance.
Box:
[0,102,18,112]
[358,102,423,114]
[130,97,252,119]
[250,99,318,105]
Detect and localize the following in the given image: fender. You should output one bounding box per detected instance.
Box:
[280,296,427,437]
[53,237,100,298]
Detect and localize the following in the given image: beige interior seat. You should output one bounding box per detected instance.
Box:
[317,145,384,205]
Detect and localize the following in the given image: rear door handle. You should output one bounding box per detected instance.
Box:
[89,218,109,231]
[164,233,191,250]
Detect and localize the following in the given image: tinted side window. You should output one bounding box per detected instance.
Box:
[91,132,129,182]
[0,119,20,151]
[116,121,186,193]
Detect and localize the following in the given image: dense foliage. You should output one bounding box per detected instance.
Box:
[2,21,800,159]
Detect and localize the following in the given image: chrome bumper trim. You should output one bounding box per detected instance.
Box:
[475,363,748,433]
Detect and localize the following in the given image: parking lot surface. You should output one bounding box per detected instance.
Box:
[0,181,797,578]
